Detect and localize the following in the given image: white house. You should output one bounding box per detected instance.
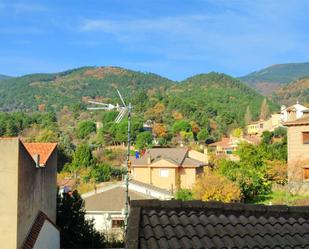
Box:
[281,102,308,122]
[82,180,172,240]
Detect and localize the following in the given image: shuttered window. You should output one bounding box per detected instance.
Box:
[303,132,309,144]
[304,168,309,180]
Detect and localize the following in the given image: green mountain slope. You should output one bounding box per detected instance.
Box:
[0,74,11,81]
[0,66,173,111]
[239,62,309,95]
[273,76,309,106]
[164,73,277,131]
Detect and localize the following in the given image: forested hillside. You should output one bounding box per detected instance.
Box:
[240,62,309,95]
[0,66,173,111]
[273,76,309,106]
[0,67,278,138]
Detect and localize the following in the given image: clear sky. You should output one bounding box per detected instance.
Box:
[1,0,309,80]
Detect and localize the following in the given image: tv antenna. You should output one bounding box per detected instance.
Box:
[87,89,132,231]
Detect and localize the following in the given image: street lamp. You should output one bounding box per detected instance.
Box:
[87,89,132,231]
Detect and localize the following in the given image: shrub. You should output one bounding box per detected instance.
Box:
[175,189,194,201]
[193,169,242,202]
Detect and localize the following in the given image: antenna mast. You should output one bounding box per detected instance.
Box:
[87,90,132,232]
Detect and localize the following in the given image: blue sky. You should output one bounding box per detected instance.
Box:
[1,0,309,80]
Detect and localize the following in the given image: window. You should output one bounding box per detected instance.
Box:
[159,168,169,177]
[303,132,309,144]
[304,168,309,180]
[112,219,124,228]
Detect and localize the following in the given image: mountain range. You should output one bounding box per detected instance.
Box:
[239,62,309,95]
[1,62,309,115]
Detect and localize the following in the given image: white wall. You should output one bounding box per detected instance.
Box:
[86,212,115,232]
[33,220,60,249]
[129,182,172,200]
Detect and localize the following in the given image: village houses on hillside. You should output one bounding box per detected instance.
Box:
[247,102,308,135]
[0,138,59,249]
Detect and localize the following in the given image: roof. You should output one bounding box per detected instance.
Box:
[84,185,152,212]
[22,211,60,249]
[284,115,309,126]
[23,142,57,166]
[130,179,172,196]
[57,178,76,188]
[282,103,308,112]
[130,148,206,168]
[242,135,261,145]
[209,137,233,149]
[126,199,309,249]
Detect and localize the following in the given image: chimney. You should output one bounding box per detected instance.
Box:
[34,154,40,168]
[287,109,297,121]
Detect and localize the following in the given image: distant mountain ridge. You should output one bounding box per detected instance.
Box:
[239,62,309,95]
[0,74,11,80]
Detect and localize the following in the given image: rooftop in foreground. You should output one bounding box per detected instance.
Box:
[126,199,309,249]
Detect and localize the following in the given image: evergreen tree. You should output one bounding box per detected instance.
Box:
[259,99,270,120]
[244,106,252,125]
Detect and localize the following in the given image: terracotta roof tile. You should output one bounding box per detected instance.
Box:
[284,116,309,126]
[23,142,57,166]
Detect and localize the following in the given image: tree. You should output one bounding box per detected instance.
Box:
[231,128,243,138]
[35,129,58,142]
[153,123,167,138]
[57,190,107,248]
[71,144,94,170]
[219,147,271,201]
[260,99,270,120]
[172,120,191,135]
[135,131,153,150]
[244,106,252,125]
[77,121,96,139]
[180,131,194,143]
[193,169,242,202]
[90,164,112,182]
[197,128,209,143]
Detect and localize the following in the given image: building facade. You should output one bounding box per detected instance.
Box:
[130,148,207,192]
[0,138,59,249]
[285,112,309,193]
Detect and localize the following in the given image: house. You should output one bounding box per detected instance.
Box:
[0,138,59,249]
[130,148,207,192]
[82,180,172,240]
[247,113,281,135]
[208,135,261,160]
[284,110,309,193]
[208,137,234,155]
[143,120,154,133]
[281,102,308,122]
[126,199,309,249]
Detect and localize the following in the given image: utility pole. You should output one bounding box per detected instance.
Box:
[87,90,132,231]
